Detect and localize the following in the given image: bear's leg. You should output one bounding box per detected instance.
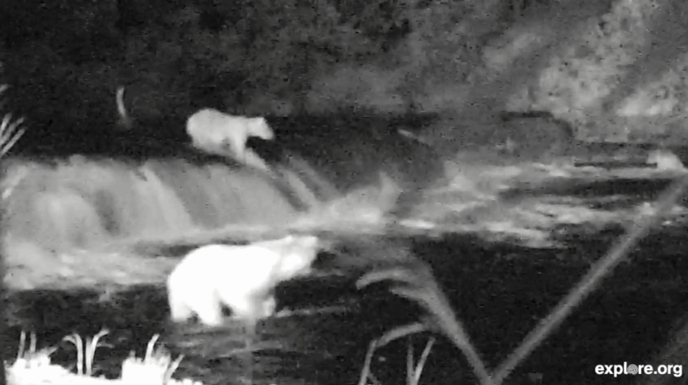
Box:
[193,291,225,326]
[225,134,245,160]
[225,294,255,320]
[241,149,271,172]
[168,293,195,323]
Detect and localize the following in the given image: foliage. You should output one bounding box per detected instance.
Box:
[233,0,386,110]
[391,0,487,112]
[357,261,494,385]
[120,1,380,114]
[356,173,688,385]
[62,329,112,377]
[1,0,525,119]
[7,331,70,384]
[0,85,24,157]
[358,334,436,385]
[120,0,501,115]
[5,331,203,385]
[120,334,188,384]
[2,0,580,134]
[306,64,408,114]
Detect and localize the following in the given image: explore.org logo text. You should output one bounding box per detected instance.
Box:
[595,362,683,378]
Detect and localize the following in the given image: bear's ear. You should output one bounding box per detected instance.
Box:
[278,234,295,245]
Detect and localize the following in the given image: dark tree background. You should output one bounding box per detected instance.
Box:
[0,0,553,136]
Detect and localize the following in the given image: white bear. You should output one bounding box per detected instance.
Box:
[185,108,275,171]
[166,234,320,327]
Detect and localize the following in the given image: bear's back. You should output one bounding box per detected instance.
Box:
[170,243,284,289]
[186,109,230,147]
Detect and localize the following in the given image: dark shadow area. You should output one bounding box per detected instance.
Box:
[4,229,688,385]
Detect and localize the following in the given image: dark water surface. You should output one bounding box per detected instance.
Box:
[5,229,688,385]
[4,114,688,385]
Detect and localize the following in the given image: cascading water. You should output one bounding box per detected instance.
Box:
[3,153,331,256]
[1,116,445,278]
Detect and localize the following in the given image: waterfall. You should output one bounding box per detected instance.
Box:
[3,154,329,254]
[2,117,445,262]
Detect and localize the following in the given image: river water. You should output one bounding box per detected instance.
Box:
[3,115,688,385]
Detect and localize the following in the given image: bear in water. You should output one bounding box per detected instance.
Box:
[186,108,274,171]
[166,234,321,327]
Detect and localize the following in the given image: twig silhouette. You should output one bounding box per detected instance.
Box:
[493,174,688,383]
[358,261,495,385]
[357,332,435,385]
[407,336,435,385]
[357,174,688,385]
[358,340,378,385]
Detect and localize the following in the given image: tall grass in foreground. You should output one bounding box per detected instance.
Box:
[0,89,202,384]
[0,85,24,160]
[6,331,202,385]
[1,82,26,385]
[4,155,687,385]
[357,174,688,385]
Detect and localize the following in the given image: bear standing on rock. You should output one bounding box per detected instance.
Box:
[186,108,275,171]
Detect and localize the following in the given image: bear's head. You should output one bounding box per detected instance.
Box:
[274,234,320,280]
[248,117,275,141]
